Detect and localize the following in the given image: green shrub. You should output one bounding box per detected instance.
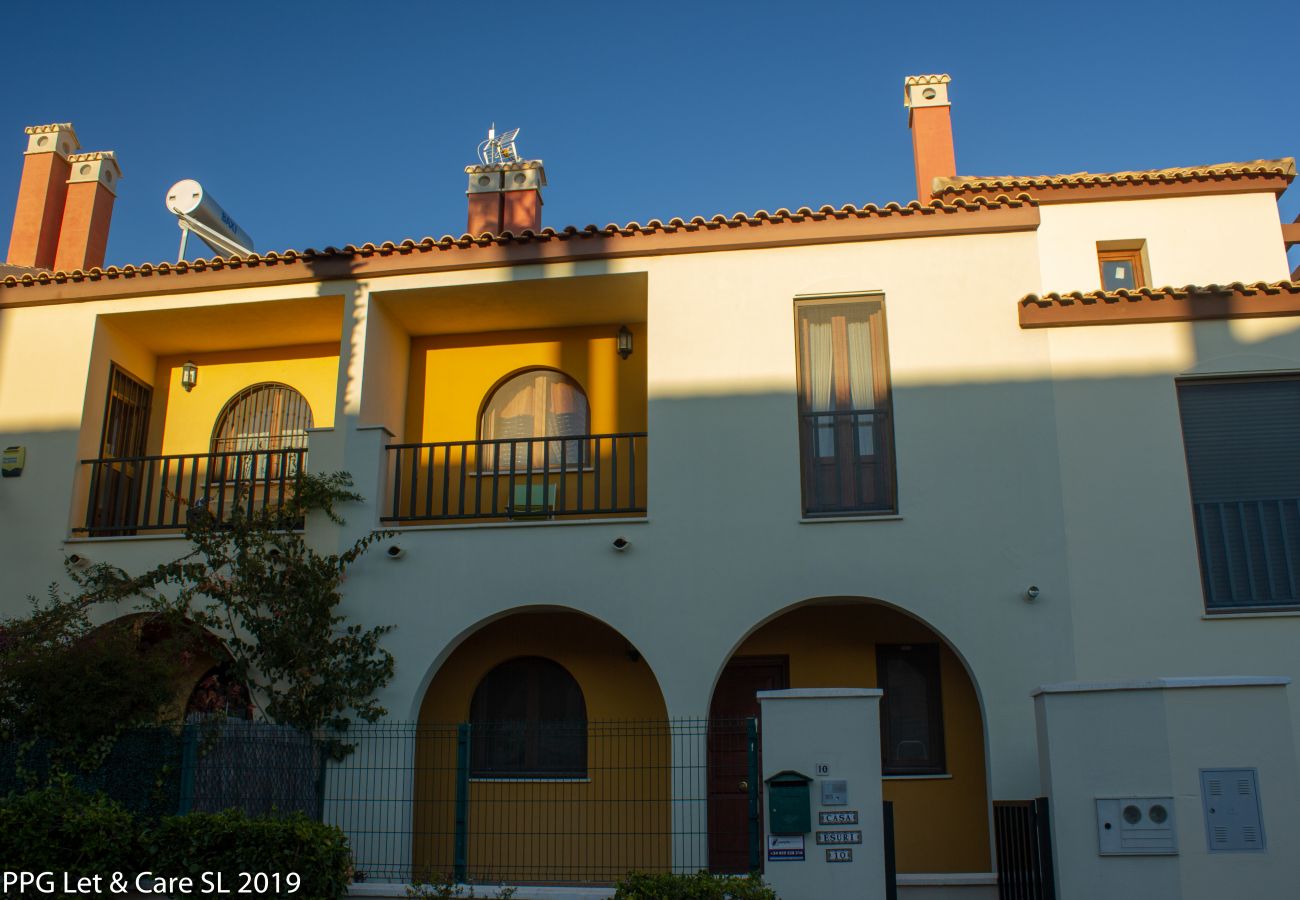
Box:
[613,871,778,900]
[145,808,352,900]
[0,778,137,878]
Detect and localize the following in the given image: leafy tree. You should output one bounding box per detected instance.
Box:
[2,471,394,753]
[0,596,187,759]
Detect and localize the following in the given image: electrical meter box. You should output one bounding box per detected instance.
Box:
[1096,797,1178,855]
[765,771,813,834]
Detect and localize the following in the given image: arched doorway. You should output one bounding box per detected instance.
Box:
[709,599,991,875]
[413,609,668,883]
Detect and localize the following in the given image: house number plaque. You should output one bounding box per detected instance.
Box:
[818,810,859,826]
[815,830,863,845]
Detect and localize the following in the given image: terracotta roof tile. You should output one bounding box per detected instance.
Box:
[903,74,950,86]
[24,123,74,135]
[936,159,1295,195]
[66,150,118,163]
[1019,280,1300,328]
[0,263,44,277]
[1021,280,1300,306]
[0,193,1037,290]
[464,160,545,174]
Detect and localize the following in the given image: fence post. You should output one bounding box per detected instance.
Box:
[177,723,198,815]
[454,723,470,884]
[882,800,897,900]
[1034,796,1057,900]
[746,717,760,873]
[314,740,327,822]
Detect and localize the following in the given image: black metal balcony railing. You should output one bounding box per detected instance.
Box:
[79,449,307,536]
[798,408,896,516]
[383,433,647,523]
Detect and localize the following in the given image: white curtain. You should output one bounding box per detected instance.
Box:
[805,309,835,456]
[846,317,875,456]
[482,371,588,468]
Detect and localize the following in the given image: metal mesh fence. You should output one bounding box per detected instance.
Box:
[0,719,758,886]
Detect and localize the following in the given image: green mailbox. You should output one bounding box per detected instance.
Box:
[765,770,813,834]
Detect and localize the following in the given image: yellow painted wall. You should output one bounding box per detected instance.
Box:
[398,326,647,521]
[732,603,990,874]
[406,325,646,442]
[150,344,339,456]
[414,611,668,882]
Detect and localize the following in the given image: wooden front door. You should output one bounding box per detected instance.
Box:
[707,656,789,873]
[88,365,152,534]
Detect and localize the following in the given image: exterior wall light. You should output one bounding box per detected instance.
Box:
[181,360,198,392]
[617,325,634,360]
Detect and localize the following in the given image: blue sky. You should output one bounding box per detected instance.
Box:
[4,0,1298,273]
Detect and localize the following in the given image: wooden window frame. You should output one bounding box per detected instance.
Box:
[1097,248,1147,291]
[793,293,897,517]
[477,367,593,473]
[98,363,153,460]
[469,656,588,779]
[876,643,946,776]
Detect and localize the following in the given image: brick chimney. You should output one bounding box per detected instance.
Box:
[54,151,122,272]
[6,123,80,269]
[465,160,546,236]
[903,74,956,202]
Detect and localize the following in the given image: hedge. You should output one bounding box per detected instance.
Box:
[0,782,352,899]
[613,871,779,899]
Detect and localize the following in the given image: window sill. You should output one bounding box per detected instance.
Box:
[882,773,952,781]
[470,777,591,784]
[381,517,648,533]
[466,467,594,477]
[800,514,902,524]
[65,532,191,544]
[1202,608,1300,620]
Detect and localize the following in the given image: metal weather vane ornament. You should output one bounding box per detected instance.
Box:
[477,124,522,166]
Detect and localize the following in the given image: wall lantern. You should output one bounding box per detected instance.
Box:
[181,360,199,392]
[616,325,633,360]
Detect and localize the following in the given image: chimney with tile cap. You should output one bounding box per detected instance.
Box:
[903,74,956,202]
[54,151,122,272]
[466,160,546,236]
[6,123,80,269]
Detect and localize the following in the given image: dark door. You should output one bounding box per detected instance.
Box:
[88,365,152,534]
[707,656,788,873]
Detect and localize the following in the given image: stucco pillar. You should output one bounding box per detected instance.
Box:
[758,688,886,900]
[1035,677,1299,900]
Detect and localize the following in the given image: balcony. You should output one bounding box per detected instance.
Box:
[76,448,307,536]
[382,433,646,524]
[798,408,896,516]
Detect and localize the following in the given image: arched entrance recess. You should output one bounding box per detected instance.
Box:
[413,608,669,883]
[708,599,991,875]
[83,613,237,723]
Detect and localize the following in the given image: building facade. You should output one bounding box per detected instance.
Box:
[2,76,1299,897]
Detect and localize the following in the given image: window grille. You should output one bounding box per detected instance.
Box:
[469,657,588,778]
[211,383,313,480]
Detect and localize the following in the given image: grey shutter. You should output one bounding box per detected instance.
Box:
[1178,378,1300,609]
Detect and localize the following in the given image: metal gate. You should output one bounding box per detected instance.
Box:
[994,798,1056,900]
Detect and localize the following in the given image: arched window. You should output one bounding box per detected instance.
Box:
[210,383,313,481]
[480,369,589,469]
[469,656,587,778]
[212,383,314,453]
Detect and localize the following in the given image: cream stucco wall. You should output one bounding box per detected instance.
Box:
[2,183,1298,888]
[1036,192,1291,293]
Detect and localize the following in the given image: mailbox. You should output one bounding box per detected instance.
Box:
[765,770,813,834]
